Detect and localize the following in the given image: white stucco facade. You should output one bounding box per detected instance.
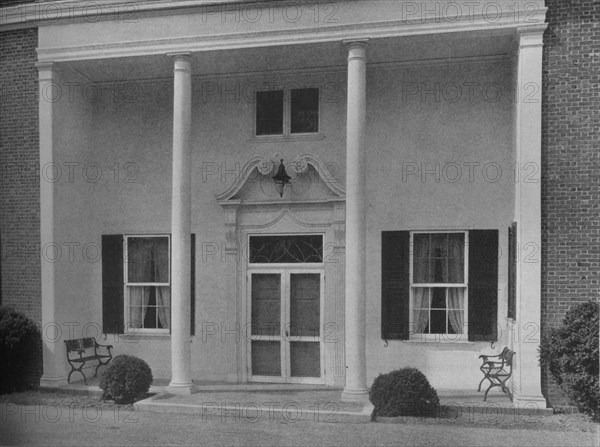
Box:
[26,0,547,406]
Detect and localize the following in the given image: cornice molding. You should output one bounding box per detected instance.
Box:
[24,2,547,62]
[3,1,548,33]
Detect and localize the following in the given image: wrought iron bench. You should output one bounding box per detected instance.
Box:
[64,337,113,384]
[477,347,515,401]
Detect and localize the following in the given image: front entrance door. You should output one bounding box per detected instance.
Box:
[248,270,323,384]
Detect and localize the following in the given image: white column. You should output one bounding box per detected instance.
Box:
[37,62,67,387]
[341,40,369,403]
[513,28,546,408]
[168,54,195,394]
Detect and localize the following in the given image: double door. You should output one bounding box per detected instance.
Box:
[248,270,323,384]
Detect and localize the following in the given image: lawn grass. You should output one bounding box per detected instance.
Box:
[0,388,597,434]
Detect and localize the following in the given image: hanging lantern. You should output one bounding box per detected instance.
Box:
[272,159,291,198]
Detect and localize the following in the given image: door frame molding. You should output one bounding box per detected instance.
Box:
[215,154,346,385]
[234,205,345,386]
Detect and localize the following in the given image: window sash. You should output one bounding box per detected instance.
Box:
[409,231,469,337]
[256,90,284,136]
[255,88,320,137]
[411,287,465,335]
[124,235,171,332]
[124,235,171,285]
[290,88,319,134]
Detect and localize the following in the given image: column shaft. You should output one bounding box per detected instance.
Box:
[37,62,67,387]
[169,55,194,393]
[514,30,546,407]
[342,41,369,402]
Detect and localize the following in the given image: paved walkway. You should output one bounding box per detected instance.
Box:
[52,377,552,424]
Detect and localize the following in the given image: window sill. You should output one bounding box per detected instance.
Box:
[123,332,171,340]
[404,338,475,345]
[251,133,325,143]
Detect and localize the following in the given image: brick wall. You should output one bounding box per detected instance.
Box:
[541,0,600,408]
[0,28,41,324]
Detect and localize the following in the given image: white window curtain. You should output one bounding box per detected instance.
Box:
[413,288,430,333]
[413,236,431,333]
[156,287,170,329]
[130,287,150,328]
[413,234,465,335]
[447,234,464,334]
[447,288,464,334]
[153,240,170,329]
[128,238,170,329]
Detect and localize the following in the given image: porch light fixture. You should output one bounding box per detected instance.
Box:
[272,159,291,197]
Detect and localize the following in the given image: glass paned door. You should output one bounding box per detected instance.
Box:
[250,274,282,377]
[249,271,322,383]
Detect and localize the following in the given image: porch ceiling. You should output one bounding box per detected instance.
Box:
[66,31,515,83]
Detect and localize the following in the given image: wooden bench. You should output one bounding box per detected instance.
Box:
[477,347,515,401]
[64,337,113,384]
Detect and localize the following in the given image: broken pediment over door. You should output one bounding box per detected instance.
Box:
[215,154,346,206]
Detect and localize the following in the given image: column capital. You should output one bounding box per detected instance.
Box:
[515,26,545,49]
[35,61,55,80]
[168,52,193,71]
[167,52,192,59]
[342,39,369,50]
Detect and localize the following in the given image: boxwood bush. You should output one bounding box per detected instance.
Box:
[99,354,153,404]
[0,306,42,394]
[369,367,440,418]
[539,301,599,420]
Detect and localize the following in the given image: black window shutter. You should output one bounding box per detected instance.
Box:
[102,235,124,334]
[507,223,517,320]
[468,230,499,342]
[190,234,195,336]
[381,231,410,340]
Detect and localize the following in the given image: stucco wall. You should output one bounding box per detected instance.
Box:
[364,60,514,389]
[51,57,514,387]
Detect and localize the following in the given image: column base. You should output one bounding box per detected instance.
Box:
[40,375,68,388]
[167,381,198,395]
[513,392,548,409]
[341,387,370,403]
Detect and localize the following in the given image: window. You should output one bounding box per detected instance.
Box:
[249,235,323,264]
[381,230,498,342]
[101,234,196,336]
[125,236,170,331]
[410,232,467,336]
[256,91,284,136]
[255,88,319,136]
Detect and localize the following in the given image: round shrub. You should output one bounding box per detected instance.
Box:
[369,367,440,418]
[99,355,153,404]
[0,306,42,394]
[539,301,599,421]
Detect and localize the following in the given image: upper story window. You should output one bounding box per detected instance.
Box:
[255,88,319,137]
